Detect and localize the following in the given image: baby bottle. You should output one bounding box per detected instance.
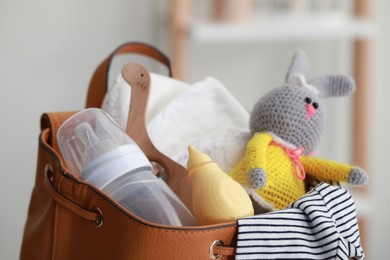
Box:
[57,108,196,226]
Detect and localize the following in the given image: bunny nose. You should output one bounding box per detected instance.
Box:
[305,103,317,120]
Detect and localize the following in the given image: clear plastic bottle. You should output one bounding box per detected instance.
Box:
[57,108,196,226]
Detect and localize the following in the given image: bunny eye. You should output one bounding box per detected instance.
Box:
[304,97,312,104]
[313,102,319,109]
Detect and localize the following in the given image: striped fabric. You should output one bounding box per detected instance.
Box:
[236,183,364,260]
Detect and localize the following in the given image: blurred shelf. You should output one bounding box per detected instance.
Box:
[191,18,377,43]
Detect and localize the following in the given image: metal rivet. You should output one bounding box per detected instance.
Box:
[92,206,103,228]
[209,240,223,259]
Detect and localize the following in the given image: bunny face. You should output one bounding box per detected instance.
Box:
[250,83,325,153]
[249,50,356,154]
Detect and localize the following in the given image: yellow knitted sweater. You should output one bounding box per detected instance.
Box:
[230,132,352,210]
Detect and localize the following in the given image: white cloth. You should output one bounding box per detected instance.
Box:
[102,74,250,172]
[102,73,189,130]
[236,183,365,260]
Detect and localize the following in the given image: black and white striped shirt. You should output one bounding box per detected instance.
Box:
[236,183,364,259]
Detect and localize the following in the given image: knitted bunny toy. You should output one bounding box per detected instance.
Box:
[229,50,368,214]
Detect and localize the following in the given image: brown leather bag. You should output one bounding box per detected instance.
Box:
[20,43,237,260]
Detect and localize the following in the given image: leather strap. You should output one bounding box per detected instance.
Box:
[44,166,99,222]
[86,42,173,108]
[214,245,235,257]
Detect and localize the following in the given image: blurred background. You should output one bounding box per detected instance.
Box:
[0,0,388,258]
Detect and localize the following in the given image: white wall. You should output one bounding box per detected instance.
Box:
[0,1,160,258]
[1,0,389,259]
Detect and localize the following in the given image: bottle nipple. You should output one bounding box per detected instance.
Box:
[74,122,117,169]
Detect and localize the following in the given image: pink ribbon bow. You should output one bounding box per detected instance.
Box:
[271,141,306,180]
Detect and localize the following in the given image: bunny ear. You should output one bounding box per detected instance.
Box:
[308,74,356,98]
[285,50,310,83]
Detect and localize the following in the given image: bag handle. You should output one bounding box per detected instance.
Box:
[86,42,173,108]
[122,63,193,211]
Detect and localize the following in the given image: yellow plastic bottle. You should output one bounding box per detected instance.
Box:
[187,145,254,225]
